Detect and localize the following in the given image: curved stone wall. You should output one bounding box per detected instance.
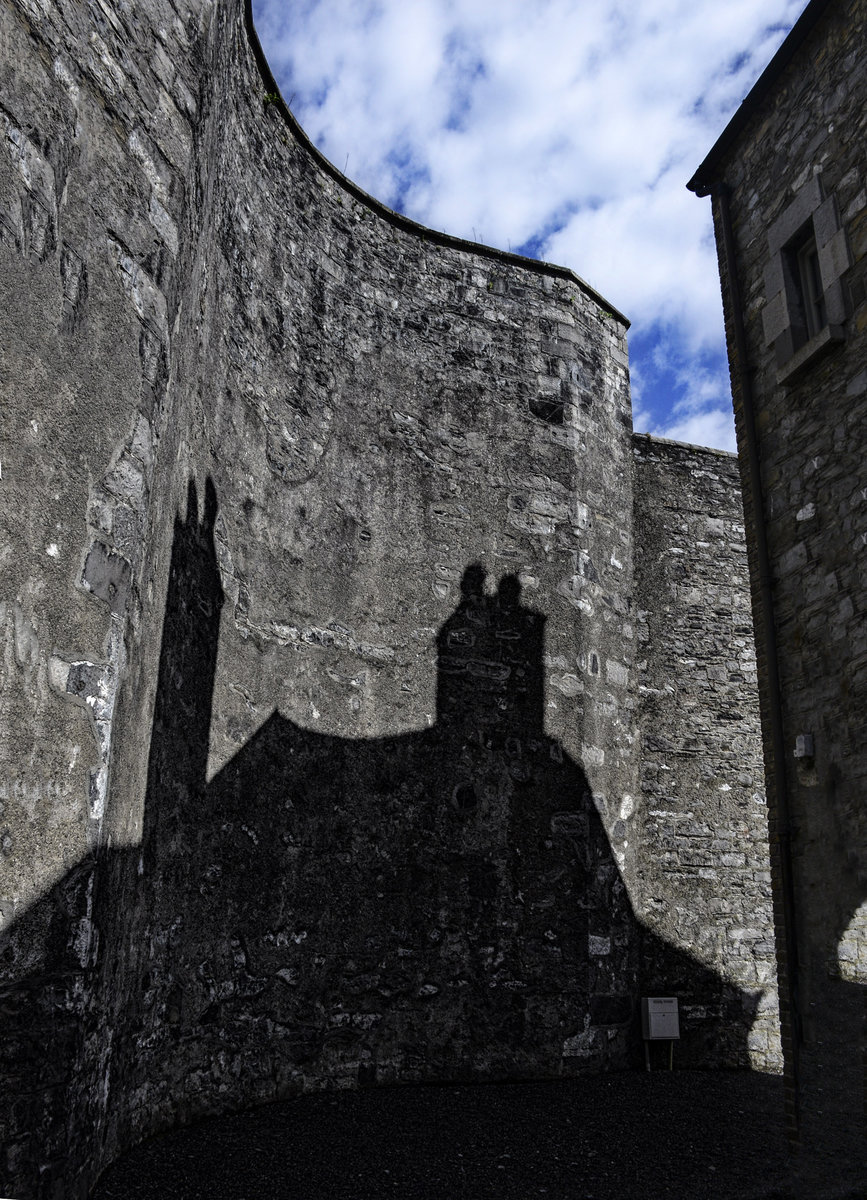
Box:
[0,2,776,1196]
[98,0,641,1159]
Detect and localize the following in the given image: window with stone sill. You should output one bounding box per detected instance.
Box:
[788,229,826,340]
[761,175,853,384]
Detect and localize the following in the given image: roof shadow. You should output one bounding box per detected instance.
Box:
[0,477,760,1194]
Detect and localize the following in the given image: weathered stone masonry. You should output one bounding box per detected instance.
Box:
[1,1,776,1195]
[633,435,779,1069]
[689,0,867,1167]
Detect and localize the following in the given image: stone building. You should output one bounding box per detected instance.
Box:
[688,0,867,1169]
[1,0,778,1194]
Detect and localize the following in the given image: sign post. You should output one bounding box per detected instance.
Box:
[641,996,680,1071]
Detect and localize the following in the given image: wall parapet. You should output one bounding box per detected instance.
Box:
[241,0,630,331]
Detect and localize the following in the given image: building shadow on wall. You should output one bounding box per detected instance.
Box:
[123,478,756,1090]
[0,478,764,1196]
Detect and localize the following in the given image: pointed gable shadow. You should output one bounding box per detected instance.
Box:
[0,477,760,1195]
[129,478,756,1091]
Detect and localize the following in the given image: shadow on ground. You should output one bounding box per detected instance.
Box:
[89,1070,862,1200]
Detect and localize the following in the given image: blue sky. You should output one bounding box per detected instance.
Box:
[251,0,807,450]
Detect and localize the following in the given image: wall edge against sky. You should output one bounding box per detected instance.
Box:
[242,0,630,331]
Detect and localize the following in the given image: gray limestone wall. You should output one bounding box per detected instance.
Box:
[0,0,775,1195]
[705,0,867,1148]
[96,0,646,1164]
[0,1,213,1194]
[632,435,779,1071]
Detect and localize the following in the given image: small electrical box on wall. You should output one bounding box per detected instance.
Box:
[641,996,680,1040]
[794,733,814,759]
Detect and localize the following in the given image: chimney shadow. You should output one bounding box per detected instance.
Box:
[1,477,767,1195]
[127,477,758,1084]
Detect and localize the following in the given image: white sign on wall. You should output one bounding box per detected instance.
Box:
[641,996,680,1040]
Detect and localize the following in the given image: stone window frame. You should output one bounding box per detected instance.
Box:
[761,175,852,384]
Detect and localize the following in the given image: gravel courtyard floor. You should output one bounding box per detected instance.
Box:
[90,1071,864,1199]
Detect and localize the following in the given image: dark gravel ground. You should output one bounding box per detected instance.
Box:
[90,1072,865,1200]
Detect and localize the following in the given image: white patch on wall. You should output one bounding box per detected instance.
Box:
[606,658,629,688]
[582,744,605,767]
[838,901,867,984]
[562,1015,596,1059]
[549,672,584,697]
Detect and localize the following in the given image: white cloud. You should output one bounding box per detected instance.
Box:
[544,168,724,351]
[660,408,737,453]
[252,0,806,448]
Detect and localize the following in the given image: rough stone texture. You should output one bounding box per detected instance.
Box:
[697,0,867,1169]
[633,435,780,1071]
[0,2,777,1196]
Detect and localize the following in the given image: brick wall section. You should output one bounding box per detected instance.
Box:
[704,0,867,1163]
[633,434,780,1070]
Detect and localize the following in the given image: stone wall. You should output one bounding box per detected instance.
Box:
[697,0,867,1162]
[0,1,776,1195]
[96,0,647,1172]
[632,435,779,1070]
[0,1,210,1194]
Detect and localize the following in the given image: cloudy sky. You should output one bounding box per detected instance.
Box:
[251,0,807,450]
